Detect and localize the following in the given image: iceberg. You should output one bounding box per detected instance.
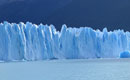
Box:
[120,51,130,58]
[0,21,130,61]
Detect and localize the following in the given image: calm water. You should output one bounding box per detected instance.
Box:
[0,59,130,80]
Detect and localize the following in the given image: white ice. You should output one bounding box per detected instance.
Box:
[0,21,130,61]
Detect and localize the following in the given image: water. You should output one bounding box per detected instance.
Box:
[0,59,130,80]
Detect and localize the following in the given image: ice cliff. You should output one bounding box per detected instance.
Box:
[0,22,130,61]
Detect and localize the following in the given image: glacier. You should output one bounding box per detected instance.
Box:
[0,21,130,61]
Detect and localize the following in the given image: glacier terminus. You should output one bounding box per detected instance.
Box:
[0,21,130,61]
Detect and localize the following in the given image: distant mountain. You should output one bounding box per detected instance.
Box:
[0,0,130,31]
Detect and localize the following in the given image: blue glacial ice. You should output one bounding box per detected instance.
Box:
[0,21,130,61]
[120,51,130,58]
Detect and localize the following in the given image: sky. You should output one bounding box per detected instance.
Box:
[0,0,25,5]
[0,0,130,31]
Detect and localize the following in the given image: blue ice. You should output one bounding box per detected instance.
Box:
[120,51,130,58]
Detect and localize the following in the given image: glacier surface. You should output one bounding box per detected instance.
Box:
[0,21,130,61]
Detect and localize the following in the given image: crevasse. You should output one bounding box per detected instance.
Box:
[0,21,129,61]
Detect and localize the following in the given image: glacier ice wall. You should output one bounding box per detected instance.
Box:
[0,21,130,61]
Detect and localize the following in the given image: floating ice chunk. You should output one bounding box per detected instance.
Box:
[120,51,130,58]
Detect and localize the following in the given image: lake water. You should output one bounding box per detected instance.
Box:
[0,59,130,80]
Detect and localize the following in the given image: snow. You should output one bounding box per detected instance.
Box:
[0,59,130,80]
[0,21,130,61]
